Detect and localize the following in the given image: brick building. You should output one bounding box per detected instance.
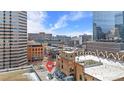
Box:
[57,49,87,80]
[57,50,76,77]
[27,40,44,62]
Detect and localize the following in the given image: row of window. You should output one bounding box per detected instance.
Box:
[29,48,43,51]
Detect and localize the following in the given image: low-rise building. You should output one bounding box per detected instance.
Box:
[57,45,124,81]
[28,32,52,42]
[57,50,76,77]
[56,48,86,80]
[75,55,124,81]
[27,40,44,63]
[86,41,124,52]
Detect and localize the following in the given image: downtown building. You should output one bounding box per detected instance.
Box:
[0,11,27,69]
[93,11,116,41]
[93,11,124,42]
[28,40,44,63]
[28,32,52,42]
[92,11,124,62]
[115,12,124,42]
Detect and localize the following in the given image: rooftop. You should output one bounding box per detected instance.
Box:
[0,66,40,81]
[76,55,124,81]
[63,50,75,54]
[85,64,124,81]
[75,55,124,67]
[86,41,124,44]
[28,40,42,46]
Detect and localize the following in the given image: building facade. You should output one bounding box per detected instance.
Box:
[79,34,92,45]
[0,11,27,69]
[28,41,44,62]
[115,12,124,41]
[86,41,124,52]
[57,51,76,77]
[93,11,117,41]
[28,32,52,42]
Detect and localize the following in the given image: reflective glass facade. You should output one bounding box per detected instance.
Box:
[115,12,124,41]
[93,11,118,41]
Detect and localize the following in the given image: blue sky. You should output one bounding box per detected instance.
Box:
[28,11,92,36]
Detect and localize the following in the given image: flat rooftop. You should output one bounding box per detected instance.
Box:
[76,55,124,81]
[85,64,124,81]
[63,50,75,54]
[0,66,40,81]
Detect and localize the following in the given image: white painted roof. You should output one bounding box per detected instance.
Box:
[64,51,75,53]
[75,55,124,81]
[85,64,124,81]
[75,55,124,68]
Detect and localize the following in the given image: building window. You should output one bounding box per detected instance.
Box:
[75,53,77,56]
[61,60,63,69]
[84,78,87,81]
[80,75,82,80]
[61,65,63,69]
[70,68,74,72]
[32,48,34,51]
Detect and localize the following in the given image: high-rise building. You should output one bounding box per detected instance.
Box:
[93,11,117,41]
[115,12,124,41]
[0,11,27,69]
[79,34,92,45]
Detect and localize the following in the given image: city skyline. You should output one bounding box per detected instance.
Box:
[27,11,92,36]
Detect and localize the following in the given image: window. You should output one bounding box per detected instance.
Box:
[84,78,87,81]
[61,65,63,69]
[70,55,73,58]
[80,75,82,80]
[35,48,37,51]
[32,48,34,51]
[70,68,74,72]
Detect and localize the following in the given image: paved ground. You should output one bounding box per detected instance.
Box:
[30,56,59,81]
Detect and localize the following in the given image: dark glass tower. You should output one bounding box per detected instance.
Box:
[93,11,117,41]
[115,12,124,42]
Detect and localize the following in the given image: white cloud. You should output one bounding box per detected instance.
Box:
[27,11,49,33]
[69,12,84,21]
[49,12,86,31]
[28,11,47,22]
[69,30,92,37]
[27,11,92,36]
[50,15,68,31]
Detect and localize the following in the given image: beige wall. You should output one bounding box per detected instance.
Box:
[75,63,84,81]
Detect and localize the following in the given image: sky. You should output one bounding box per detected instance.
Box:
[27,11,92,37]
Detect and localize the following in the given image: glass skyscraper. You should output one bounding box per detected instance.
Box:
[93,11,120,41]
[0,11,27,69]
[115,12,124,41]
